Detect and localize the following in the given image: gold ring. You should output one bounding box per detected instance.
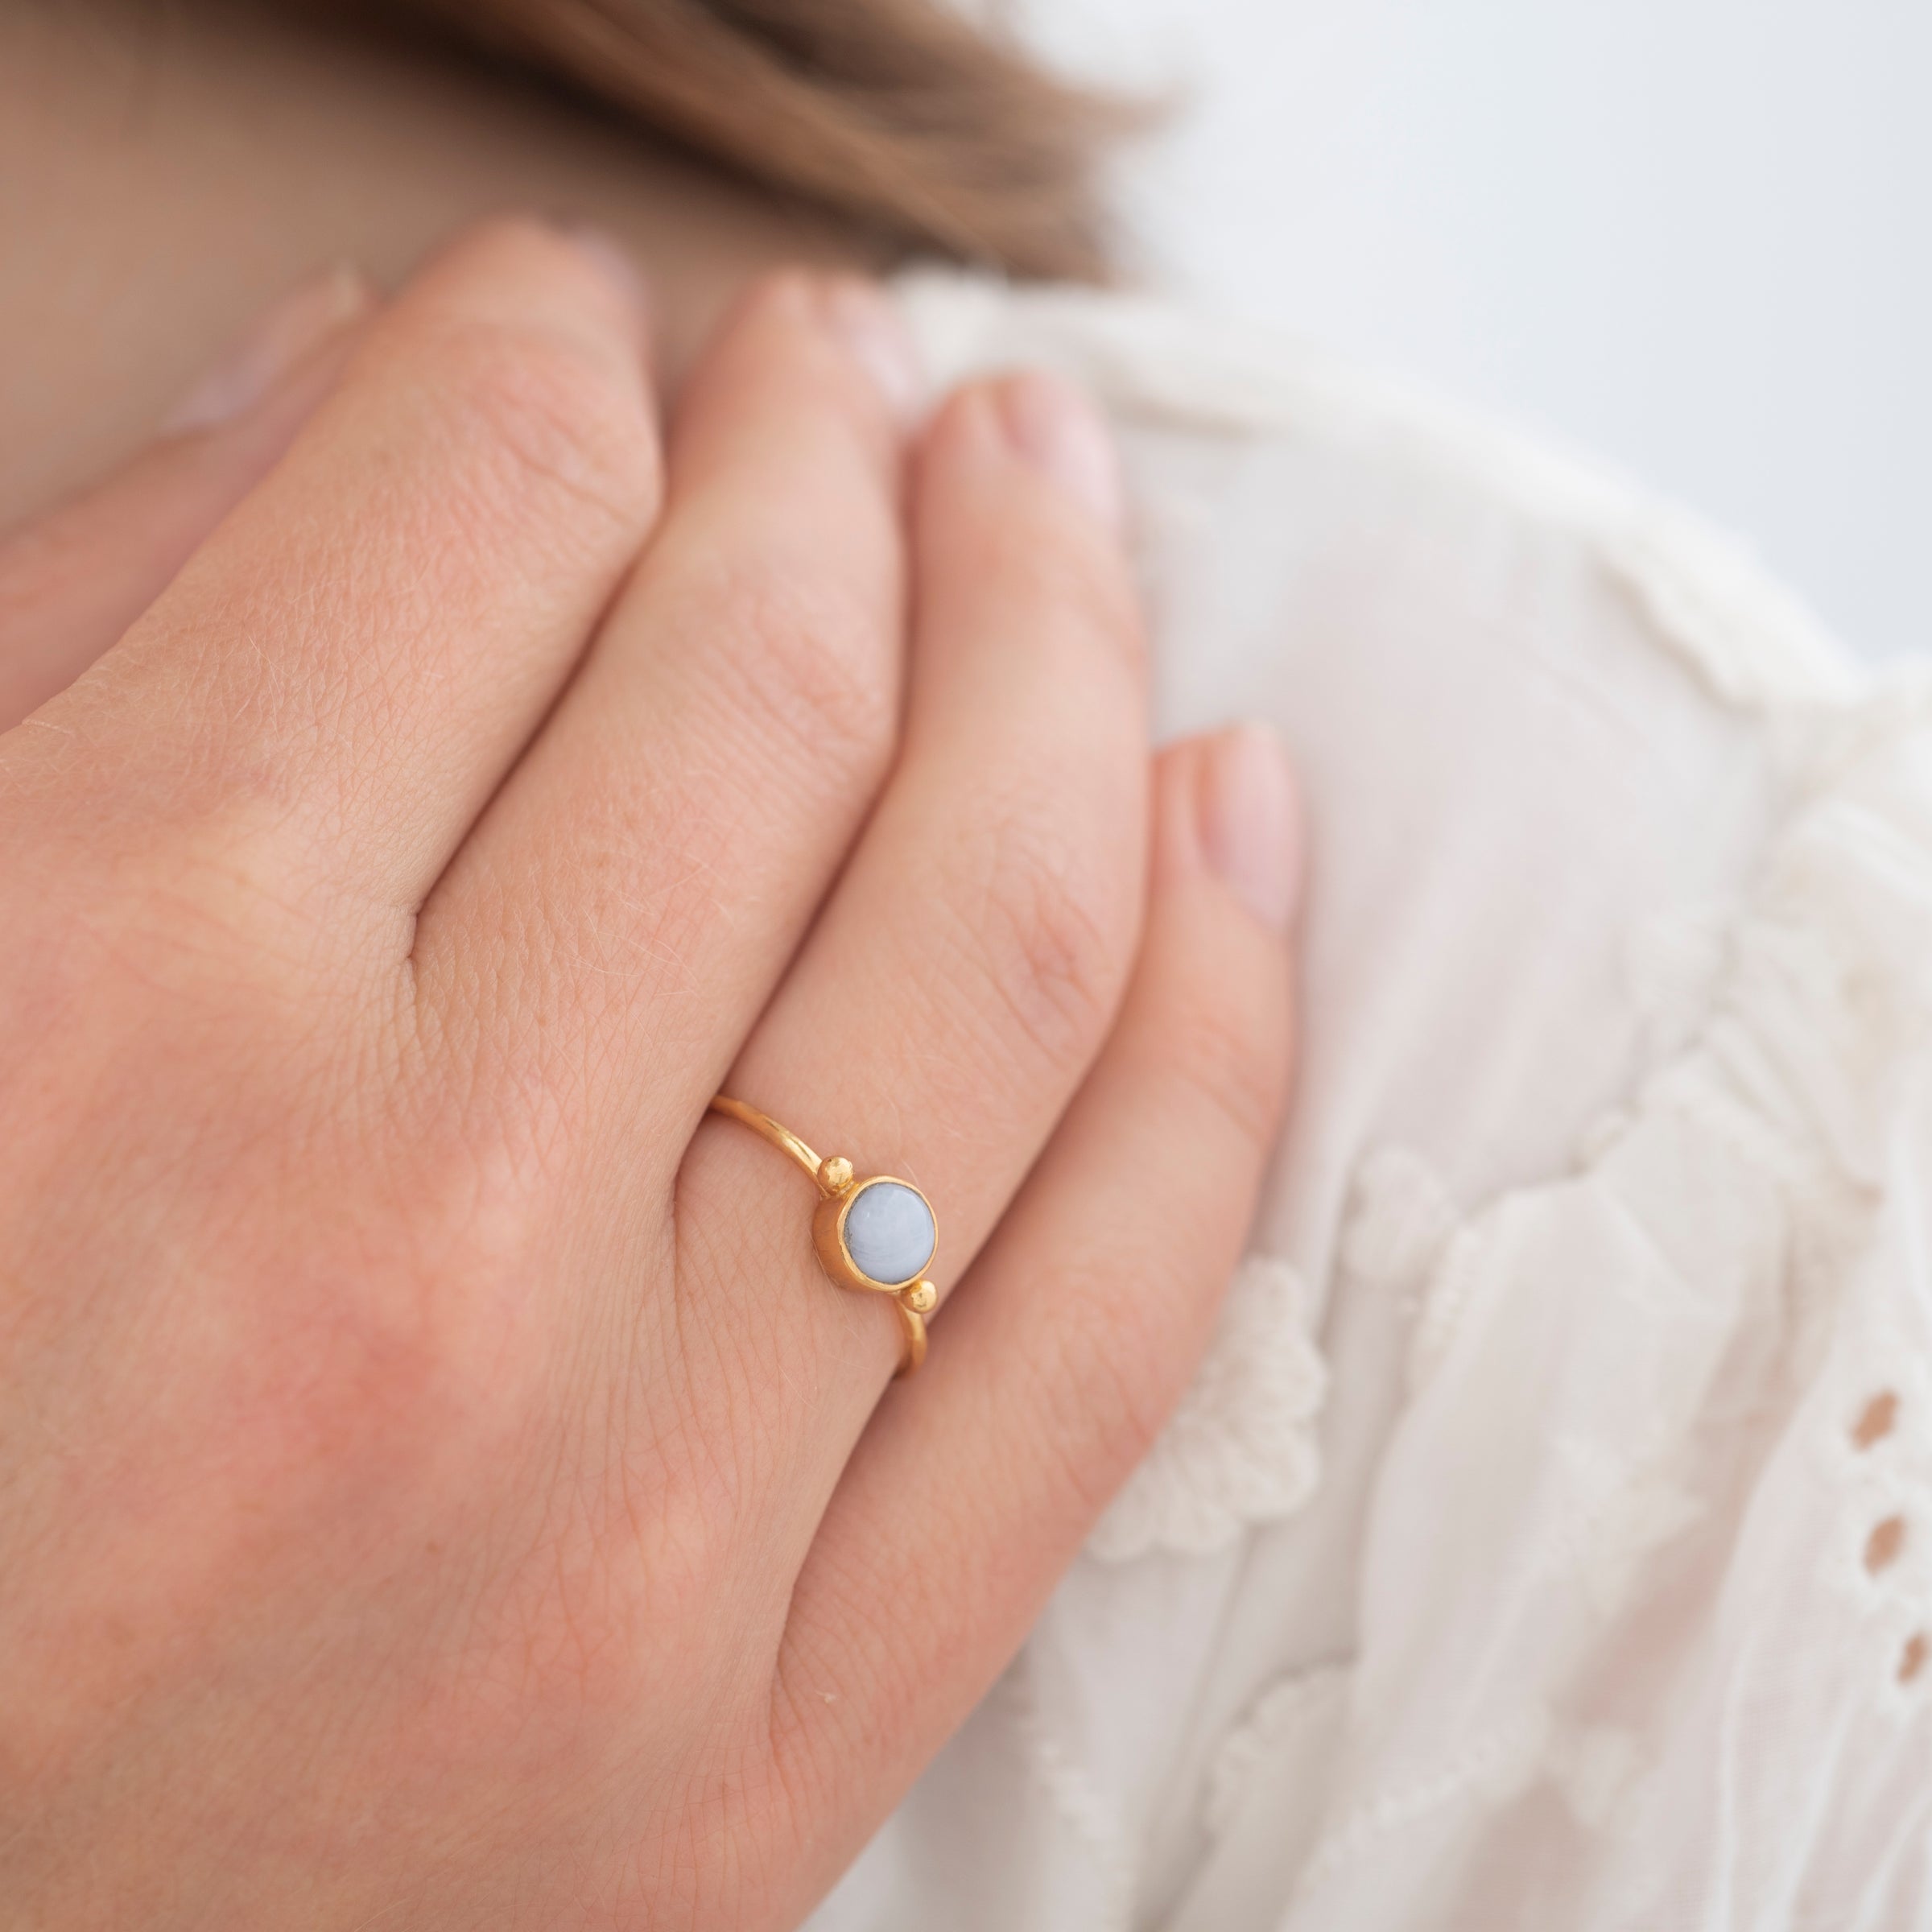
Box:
[708,1095,936,1377]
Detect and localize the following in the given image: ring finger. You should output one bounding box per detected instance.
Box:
[680,370,1149,1488]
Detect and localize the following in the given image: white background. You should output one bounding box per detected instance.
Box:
[1020,0,1931,661]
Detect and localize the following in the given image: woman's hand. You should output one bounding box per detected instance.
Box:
[0,222,1300,1928]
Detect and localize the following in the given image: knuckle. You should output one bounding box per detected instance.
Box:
[1040,542,1144,663]
[1155,976,1290,1152]
[959,811,1136,1076]
[970,491,1146,669]
[431,318,659,543]
[678,548,898,795]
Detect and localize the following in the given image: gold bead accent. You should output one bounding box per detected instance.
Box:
[903,1280,937,1315]
[819,1155,854,1195]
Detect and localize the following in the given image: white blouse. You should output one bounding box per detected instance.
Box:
[805,274,1932,1930]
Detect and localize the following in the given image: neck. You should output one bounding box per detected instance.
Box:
[0,0,873,528]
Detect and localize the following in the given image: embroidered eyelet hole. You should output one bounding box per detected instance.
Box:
[1864,1515,1908,1574]
[1852,1390,1899,1450]
[1900,1633,1928,1686]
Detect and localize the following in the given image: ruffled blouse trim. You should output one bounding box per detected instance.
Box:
[1282,681,1932,1913]
[1087,1255,1327,1564]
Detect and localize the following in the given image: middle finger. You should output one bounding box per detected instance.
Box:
[415,272,916,1169]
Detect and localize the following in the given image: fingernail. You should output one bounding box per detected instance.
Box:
[995,369,1123,532]
[559,222,651,327]
[818,276,923,423]
[161,264,371,434]
[1196,723,1303,932]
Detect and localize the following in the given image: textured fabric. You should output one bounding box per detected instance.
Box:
[803,274,1932,1931]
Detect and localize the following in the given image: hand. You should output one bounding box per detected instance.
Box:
[0,221,1300,1928]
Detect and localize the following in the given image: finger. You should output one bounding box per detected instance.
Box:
[770,727,1302,1872]
[16,220,661,918]
[679,370,1149,1460]
[0,267,373,732]
[414,271,915,1158]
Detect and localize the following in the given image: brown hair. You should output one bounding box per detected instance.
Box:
[266,0,1139,280]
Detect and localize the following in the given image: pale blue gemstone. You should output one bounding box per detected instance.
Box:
[843,1180,935,1286]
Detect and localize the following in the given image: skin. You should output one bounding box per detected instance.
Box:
[0,6,1303,1926]
[0,0,872,526]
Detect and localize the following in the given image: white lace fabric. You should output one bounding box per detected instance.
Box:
[806,275,1932,1931]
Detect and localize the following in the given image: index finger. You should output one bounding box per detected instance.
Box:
[10,221,662,925]
[0,270,374,732]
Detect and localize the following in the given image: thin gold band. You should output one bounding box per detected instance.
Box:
[708,1095,826,1183]
[708,1095,933,1377]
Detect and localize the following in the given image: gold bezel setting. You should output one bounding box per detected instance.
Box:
[708,1096,936,1376]
[812,1175,939,1295]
